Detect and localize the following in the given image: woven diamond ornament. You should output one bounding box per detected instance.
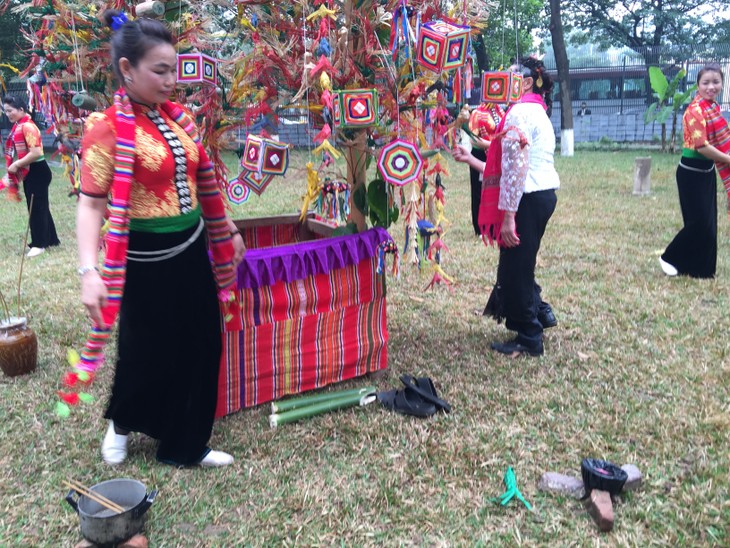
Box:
[481,72,523,105]
[332,89,378,128]
[227,176,251,205]
[240,169,275,196]
[416,21,470,73]
[241,135,289,176]
[377,139,423,187]
[177,53,217,86]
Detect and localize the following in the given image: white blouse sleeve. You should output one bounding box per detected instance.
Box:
[498,107,531,212]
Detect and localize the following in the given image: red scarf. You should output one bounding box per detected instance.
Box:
[4,114,32,199]
[696,97,730,214]
[76,89,238,375]
[477,93,545,246]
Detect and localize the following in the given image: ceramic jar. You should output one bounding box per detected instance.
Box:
[0,317,38,377]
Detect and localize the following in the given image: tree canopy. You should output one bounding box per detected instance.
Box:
[564,0,730,63]
[472,0,544,71]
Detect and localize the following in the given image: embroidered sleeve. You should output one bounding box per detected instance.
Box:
[683,102,709,150]
[80,113,116,197]
[21,123,42,148]
[498,108,531,212]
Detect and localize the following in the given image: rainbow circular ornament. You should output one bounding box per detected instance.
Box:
[377,139,423,187]
[227,176,251,204]
[240,169,275,196]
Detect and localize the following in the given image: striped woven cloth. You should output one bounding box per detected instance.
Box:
[216,254,388,416]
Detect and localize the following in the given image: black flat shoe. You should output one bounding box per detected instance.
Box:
[538,306,557,329]
[490,338,544,357]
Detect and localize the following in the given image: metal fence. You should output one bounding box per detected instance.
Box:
[543,45,730,116]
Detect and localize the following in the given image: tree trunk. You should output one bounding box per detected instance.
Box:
[548,0,573,157]
[670,109,678,154]
[472,34,490,72]
[344,0,368,231]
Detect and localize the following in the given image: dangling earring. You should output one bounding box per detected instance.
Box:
[536,75,543,89]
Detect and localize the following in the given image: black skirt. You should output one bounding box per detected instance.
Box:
[104,221,222,465]
[23,160,60,249]
[469,148,487,236]
[662,157,717,278]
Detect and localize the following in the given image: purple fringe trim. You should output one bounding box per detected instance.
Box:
[236,227,393,289]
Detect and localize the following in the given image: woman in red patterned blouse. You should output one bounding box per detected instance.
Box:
[466,102,505,235]
[3,95,60,257]
[661,63,730,278]
[77,11,245,468]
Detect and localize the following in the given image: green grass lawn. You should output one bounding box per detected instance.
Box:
[1,150,728,546]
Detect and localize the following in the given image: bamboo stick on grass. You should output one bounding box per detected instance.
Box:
[269,391,377,428]
[271,386,376,414]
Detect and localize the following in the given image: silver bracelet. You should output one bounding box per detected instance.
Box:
[77,265,99,276]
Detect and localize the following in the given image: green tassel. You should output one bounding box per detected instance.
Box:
[491,467,533,511]
[56,402,71,418]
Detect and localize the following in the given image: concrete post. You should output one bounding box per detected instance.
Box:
[633,157,651,196]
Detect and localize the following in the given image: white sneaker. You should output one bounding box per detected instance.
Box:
[659,257,678,277]
[199,450,234,468]
[101,421,128,465]
[26,247,44,257]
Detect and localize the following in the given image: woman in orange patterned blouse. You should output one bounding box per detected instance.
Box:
[3,95,60,257]
[77,11,245,468]
[660,63,730,278]
[466,102,504,235]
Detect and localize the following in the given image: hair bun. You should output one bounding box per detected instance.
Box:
[102,9,128,31]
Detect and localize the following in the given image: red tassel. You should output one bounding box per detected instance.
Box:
[453,70,462,104]
[58,392,80,406]
[62,372,78,388]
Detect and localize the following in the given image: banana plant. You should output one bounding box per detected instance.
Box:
[645,66,696,153]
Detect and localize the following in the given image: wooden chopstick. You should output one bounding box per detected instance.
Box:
[64,479,126,514]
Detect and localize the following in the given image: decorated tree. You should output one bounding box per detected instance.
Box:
[2,0,508,267]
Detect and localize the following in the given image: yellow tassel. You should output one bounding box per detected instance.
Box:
[319,72,331,91]
[300,162,321,221]
[313,139,341,159]
[0,63,20,74]
[434,264,455,283]
[306,5,337,21]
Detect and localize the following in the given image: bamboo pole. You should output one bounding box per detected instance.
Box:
[271,386,376,413]
[269,391,376,428]
[17,194,33,318]
[344,0,368,232]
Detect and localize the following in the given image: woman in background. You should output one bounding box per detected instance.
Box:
[3,95,60,256]
[466,102,504,236]
[660,63,730,279]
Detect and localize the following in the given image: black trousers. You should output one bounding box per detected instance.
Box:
[469,148,487,235]
[23,160,60,249]
[662,157,717,278]
[488,189,557,347]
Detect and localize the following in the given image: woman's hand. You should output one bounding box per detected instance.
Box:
[7,162,19,174]
[231,233,246,266]
[500,213,520,248]
[452,145,471,163]
[80,271,108,329]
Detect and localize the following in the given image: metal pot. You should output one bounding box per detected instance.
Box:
[65,478,157,546]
